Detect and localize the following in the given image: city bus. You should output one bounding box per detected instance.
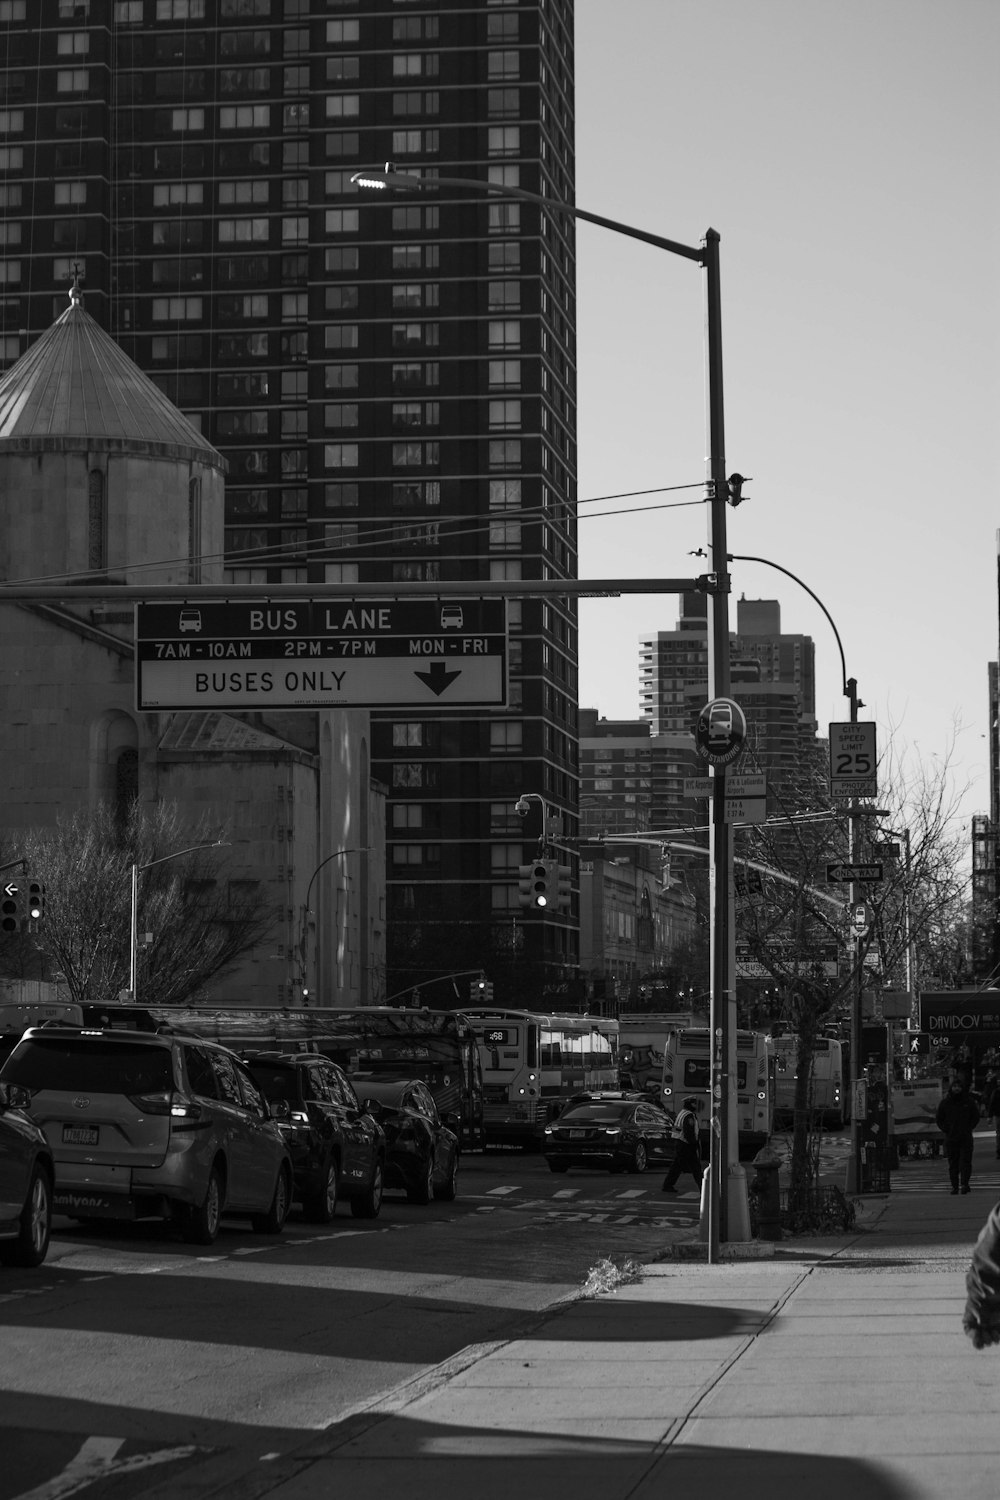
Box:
[77,1002,485,1150]
[462,1008,619,1147]
[0,1000,83,1066]
[773,1034,849,1129]
[617,1012,704,1098]
[659,1027,774,1159]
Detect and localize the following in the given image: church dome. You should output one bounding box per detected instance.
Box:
[0,284,224,471]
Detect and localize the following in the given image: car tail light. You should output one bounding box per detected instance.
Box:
[128,1090,174,1116]
[169,1094,206,1122]
[290,1109,310,1124]
[603,1126,622,1137]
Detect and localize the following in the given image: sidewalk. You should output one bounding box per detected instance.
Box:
[190,1151,1000,1500]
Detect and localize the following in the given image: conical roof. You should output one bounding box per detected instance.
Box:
[0,285,225,471]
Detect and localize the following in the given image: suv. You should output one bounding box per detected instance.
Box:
[245,1052,385,1221]
[0,1081,54,1267]
[0,1027,293,1246]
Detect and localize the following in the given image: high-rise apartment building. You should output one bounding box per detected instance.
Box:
[6,0,580,1001]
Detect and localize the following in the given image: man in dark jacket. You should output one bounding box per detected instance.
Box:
[935,1079,980,1195]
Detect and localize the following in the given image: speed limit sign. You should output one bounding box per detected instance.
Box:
[829,721,877,798]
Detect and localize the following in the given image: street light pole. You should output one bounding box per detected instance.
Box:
[129,840,228,1007]
[351,165,737,1255]
[298,846,372,1002]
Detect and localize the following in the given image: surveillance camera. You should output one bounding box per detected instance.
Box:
[514,797,530,818]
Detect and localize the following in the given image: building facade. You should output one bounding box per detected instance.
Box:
[5,0,580,1004]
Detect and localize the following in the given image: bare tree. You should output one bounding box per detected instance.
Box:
[736,725,974,1219]
[2,802,274,1006]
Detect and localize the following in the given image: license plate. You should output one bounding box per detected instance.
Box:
[62,1124,99,1146]
[568,1128,586,1139]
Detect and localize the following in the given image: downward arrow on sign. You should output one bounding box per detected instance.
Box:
[414,661,462,696]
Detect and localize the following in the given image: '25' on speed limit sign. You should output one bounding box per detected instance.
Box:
[829,721,878,798]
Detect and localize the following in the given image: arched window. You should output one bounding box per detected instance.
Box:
[188,476,202,582]
[115,748,138,830]
[88,469,106,570]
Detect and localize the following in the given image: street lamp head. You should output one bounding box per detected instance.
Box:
[351,163,421,192]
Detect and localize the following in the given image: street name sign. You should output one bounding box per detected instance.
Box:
[136,599,508,710]
[725,773,766,799]
[722,797,767,825]
[826,862,884,883]
[829,720,878,798]
[683,777,715,798]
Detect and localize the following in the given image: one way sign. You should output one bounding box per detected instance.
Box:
[826,862,883,884]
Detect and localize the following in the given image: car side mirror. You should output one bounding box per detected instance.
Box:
[268,1098,291,1122]
[362,1098,382,1119]
[0,1081,31,1110]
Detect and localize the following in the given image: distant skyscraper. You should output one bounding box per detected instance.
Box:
[7,0,580,1001]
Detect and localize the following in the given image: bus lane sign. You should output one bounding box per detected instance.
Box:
[135,599,508,710]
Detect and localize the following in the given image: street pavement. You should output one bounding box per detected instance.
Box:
[144,1137,1000,1500]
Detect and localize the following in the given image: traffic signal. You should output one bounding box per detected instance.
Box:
[27,881,44,922]
[529,860,552,909]
[1,883,22,933]
[470,973,494,1002]
[517,864,535,907]
[555,865,572,909]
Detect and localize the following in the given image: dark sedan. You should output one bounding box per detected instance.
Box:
[351,1076,459,1204]
[543,1093,673,1175]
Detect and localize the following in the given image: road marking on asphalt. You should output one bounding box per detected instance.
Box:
[10,1436,204,1500]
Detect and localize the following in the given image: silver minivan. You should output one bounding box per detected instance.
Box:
[0,1027,292,1245]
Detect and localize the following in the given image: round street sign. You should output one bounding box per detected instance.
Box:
[695,697,747,766]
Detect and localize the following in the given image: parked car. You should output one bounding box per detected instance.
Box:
[351,1076,459,1204]
[244,1052,385,1222]
[0,1081,54,1267]
[542,1092,674,1174]
[0,1026,293,1246]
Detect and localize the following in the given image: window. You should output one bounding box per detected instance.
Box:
[326,95,359,118]
[152,296,202,320]
[489,439,521,469]
[57,69,89,92]
[391,480,439,508]
[325,404,358,429]
[282,216,308,244]
[487,50,519,79]
[490,722,522,752]
[153,182,203,207]
[326,19,360,42]
[392,54,439,77]
[156,0,205,14]
[220,104,269,129]
[488,202,520,233]
[392,561,439,582]
[488,359,520,388]
[488,281,520,310]
[325,364,359,390]
[324,563,358,583]
[325,285,358,311]
[488,125,520,155]
[219,180,268,205]
[488,319,520,349]
[325,482,358,508]
[324,522,358,548]
[219,218,268,243]
[172,107,205,130]
[325,131,359,159]
[325,246,359,273]
[325,325,358,350]
[57,31,90,54]
[489,399,521,430]
[281,370,307,400]
[326,56,359,81]
[489,478,522,509]
[325,444,358,468]
[392,129,439,155]
[281,291,307,320]
[326,208,359,234]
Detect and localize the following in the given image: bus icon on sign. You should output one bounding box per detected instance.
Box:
[440,606,464,629]
[178,609,202,633]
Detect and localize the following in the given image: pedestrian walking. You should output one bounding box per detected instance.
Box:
[981,1067,1000,1158]
[661,1095,703,1194]
[963,1198,1000,1348]
[935,1078,980,1195]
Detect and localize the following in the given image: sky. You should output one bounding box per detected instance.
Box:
[572,0,999,824]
